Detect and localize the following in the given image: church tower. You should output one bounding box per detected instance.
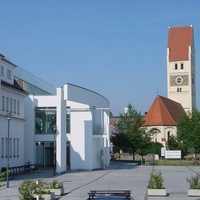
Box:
[167,25,196,113]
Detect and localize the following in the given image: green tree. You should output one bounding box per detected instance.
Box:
[167,135,179,150]
[111,104,151,161]
[177,109,200,162]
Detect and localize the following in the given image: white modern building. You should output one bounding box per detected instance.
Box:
[25,83,110,173]
[0,53,110,173]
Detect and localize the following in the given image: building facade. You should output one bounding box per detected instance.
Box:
[0,54,27,171]
[25,84,110,173]
[0,53,110,173]
[167,25,196,113]
[144,95,186,148]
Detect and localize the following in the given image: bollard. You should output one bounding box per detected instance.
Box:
[36,180,39,200]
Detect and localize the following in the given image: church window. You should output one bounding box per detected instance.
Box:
[177,88,182,92]
[175,64,178,70]
[181,63,184,69]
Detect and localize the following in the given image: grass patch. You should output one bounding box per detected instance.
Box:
[114,159,199,166]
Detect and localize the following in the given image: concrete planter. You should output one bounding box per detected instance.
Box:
[188,189,200,196]
[147,189,166,196]
[34,192,55,200]
[50,188,64,196]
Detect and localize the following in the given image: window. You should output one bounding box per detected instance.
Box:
[13,138,16,157]
[35,107,56,134]
[181,63,184,69]
[6,138,8,157]
[17,100,20,114]
[17,138,19,157]
[7,69,11,79]
[175,64,178,70]
[2,96,5,111]
[177,88,182,92]
[1,66,4,76]
[14,99,16,114]
[66,107,71,133]
[6,97,9,112]
[10,138,12,157]
[10,98,13,113]
[1,138,4,158]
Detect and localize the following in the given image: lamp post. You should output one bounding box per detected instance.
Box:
[6,113,11,188]
[52,125,57,176]
[150,129,160,167]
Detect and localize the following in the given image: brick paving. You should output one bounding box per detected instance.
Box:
[0,161,200,200]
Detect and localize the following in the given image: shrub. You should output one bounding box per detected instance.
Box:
[19,179,50,199]
[0,170,10,181]
[147,171,165,189]
[187,173,200,189]
[18,179,35,200]
[48,179,63,189]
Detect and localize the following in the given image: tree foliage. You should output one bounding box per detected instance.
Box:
[111,104,151,160]
[177,109,200,158]
[167,134,179,150]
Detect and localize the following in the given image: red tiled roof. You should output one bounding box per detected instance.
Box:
[168,25,193,62]
[144,95,186,126]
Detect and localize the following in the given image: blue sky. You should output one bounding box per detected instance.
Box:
[1,1,200,115]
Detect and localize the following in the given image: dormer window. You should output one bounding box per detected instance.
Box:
[1,66,4,76]
[7,69,11,79]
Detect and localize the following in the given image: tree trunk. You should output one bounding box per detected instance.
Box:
[118,150,121,160]
[132,147,135,161]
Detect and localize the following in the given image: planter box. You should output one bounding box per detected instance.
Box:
[34,192,55,200]
[50,188,64,196]
[188,189,200,196]
[147,189,166,196]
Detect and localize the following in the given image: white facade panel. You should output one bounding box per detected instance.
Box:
[23,84,110,173]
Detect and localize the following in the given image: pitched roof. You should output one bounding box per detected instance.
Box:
[144,95,186,126]
[168,25,193,62]
[1,80,28,95]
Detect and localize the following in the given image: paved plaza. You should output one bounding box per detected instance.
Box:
[0,161,200,200]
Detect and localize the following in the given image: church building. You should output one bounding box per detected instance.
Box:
[167,25,196,113]
[144,25,196,147]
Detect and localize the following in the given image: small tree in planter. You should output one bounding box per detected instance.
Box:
[48,179,64,195]
[147,171,166,196]
[19,179,55,200]
[18,179,35,200]
[187,173,200,196]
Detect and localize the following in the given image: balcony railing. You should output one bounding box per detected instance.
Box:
[93,124,107,135]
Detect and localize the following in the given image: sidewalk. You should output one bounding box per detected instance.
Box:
[0,161,200,200]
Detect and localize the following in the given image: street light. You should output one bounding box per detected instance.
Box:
[52,125,57,176]
[150,128,160,167]
[6,112,11,188]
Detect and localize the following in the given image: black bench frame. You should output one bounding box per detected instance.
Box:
[88,190,131,199]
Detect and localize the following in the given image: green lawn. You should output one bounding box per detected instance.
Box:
[114,159,199,166]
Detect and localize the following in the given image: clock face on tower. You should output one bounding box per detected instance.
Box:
[175,76,183,85]
[170,74,189,86]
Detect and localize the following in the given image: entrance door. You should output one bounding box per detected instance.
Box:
[66,141,71,170]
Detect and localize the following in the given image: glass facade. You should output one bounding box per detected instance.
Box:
[15,77,51,95]
[35,107,56,134]
[66,107,70,133]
